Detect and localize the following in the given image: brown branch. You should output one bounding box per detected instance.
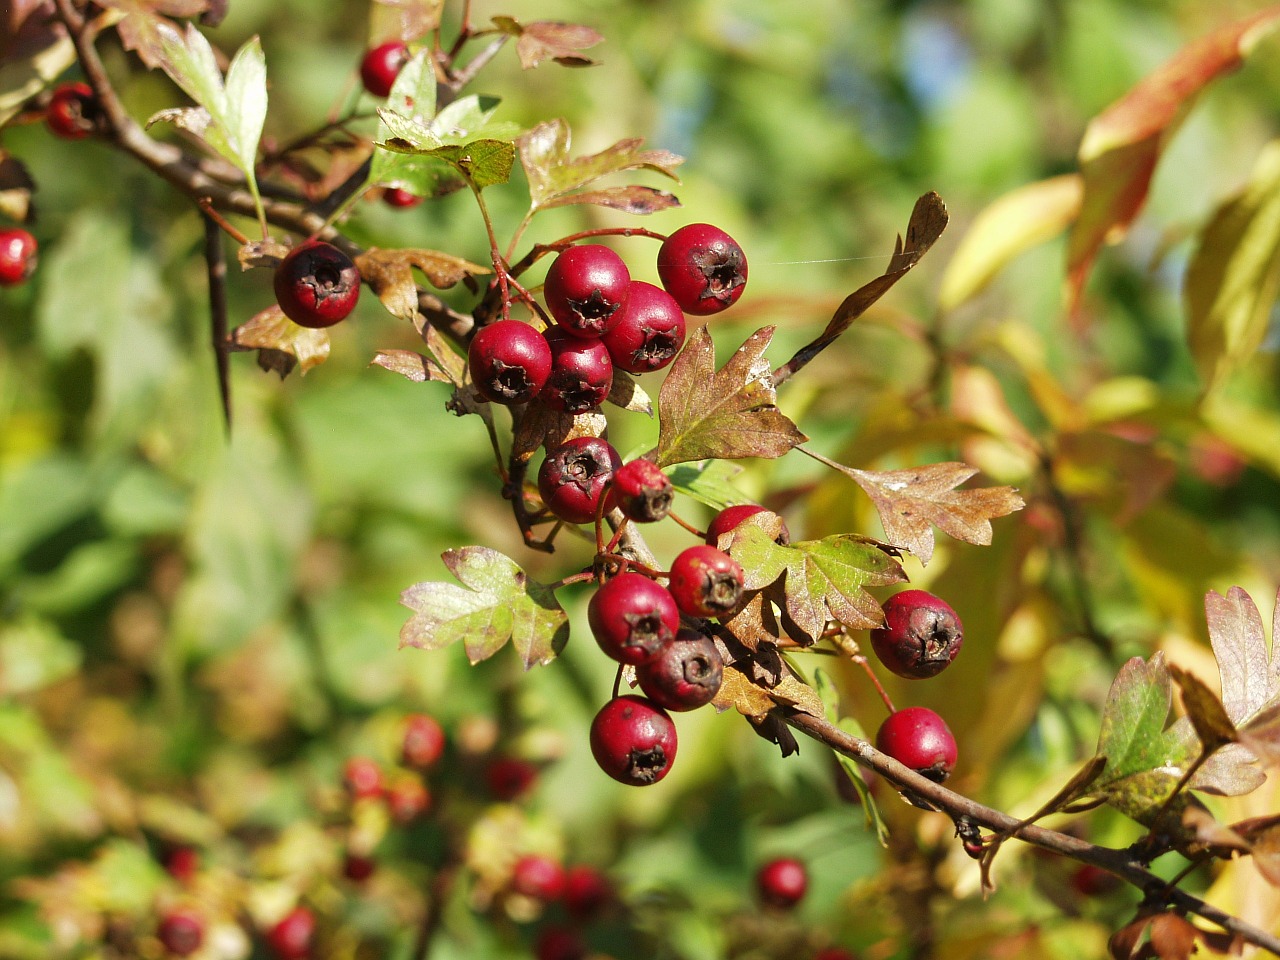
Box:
[202,212,232,430]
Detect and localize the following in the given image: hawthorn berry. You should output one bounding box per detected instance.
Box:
[544,244,630,338]
[343,756,384,800]
[589,695,677,786]
[343,851,377,882]
[385,777,431,823]
[267,906,315,960]
[468,320,553,405]
[600,279,686,373]
[870,589,963,679]
[537,436,622,524]
[539,328,614,413]
[162,845,199,885]
[609,458,673,523]
[273,239,361,328]
[587,572,679,665]
[705,503,790,546]
[657,223,748,315]
[383,186,422,208]
[486,755,539,800]
[1071,863,1121,896]
[157,908,205,956]
[401,713,446,769]
[562,865,612,920]
[755,856,808,909]
[535,926,588,960]
[0,228,37,286]
[46,82,99,139]
[511,853,567,902]
[667,544,745,618]
[875,707,957,784]
[360,41,410,97]
[635,627,723,712]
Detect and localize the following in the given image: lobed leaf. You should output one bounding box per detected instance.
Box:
[228,305,329,377]
[492,17,604,69]
[377,91,521,189]
[98,0,211,70]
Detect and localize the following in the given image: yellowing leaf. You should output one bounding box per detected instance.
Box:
[356,247,488,322]
[228,305,330,377]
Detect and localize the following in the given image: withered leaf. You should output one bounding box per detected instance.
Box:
[511,404,607,464]
[768,675,825,719]
[370,0,443,43]
[357,247,489,322]
[492,17,604,69]
[236,237,288,270]
[1168,663,1237,754]
[410,313,467,385]
[540,185,680,216]
[713,663,775,718]
[1147,913,1199,960]
[370,349,453,384]
[400,546,569,669]
[656,326,807,467]
[607,369,652,416]
[99,0,210,70]
[718,590,782,652]
[0,151,35,222]
[229,305,329,377]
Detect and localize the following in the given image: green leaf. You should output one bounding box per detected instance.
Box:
[376,90,521,190]
[813,668,889,846]
[664,460,749,511]
[400,547,569,669]
[221,35,268,174]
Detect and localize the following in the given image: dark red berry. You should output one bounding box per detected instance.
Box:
[667,545,744,618]
[343,756,383,801]
[657,223,747,315]
[274,240,360,328]
[600,280,686,373]
[511,854,566,902]
[636,627,723,712]
[538,437,622,524]
[468,320,553,405]
[267,906,315,960]
[401,713,446,769]
[539,328,614,413]
[360,41,410,97]
[875,707,957,784]
[158,908,204,956]
[162,846,199,885]
[755,857,808,909]
[535,926,588,960]
[870,590,963,679]
[343,852,377,882]
[590,695,677,786]
[385,777,431,823]
[383,186,422,208]
[562,865,612,920]
[544,244,630,338]
[0,228,37,286]
[46,82,99,139]
[705,504,790,546]
[1071,863,1121,896]
[609,459,673,523]
[588,572,679,665]
[486,755,538,800]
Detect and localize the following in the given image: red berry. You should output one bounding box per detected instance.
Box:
[343,756,384,800]
[588,572,679,665]
[158,908,204,956]
[755,856,808,909]
[875,707,957,784]
[589,695,677,786]
[539,328,614,413]
[635,627,723,711]
[273,240,360,328]
[1071,863,1121,896]
[511,854,566,902]
[486,755,538,800]
[609,458,673,523]
[657,223,747,315]
[535,926,587,960]
[538,437,622,524]
[46,82,99,139]
[360,41,410,97]
[343,851,377,882]
[600,280,686,373]
[468,320,553,405]
[705,504,790,546]
[870,590,963,680]
[383,186,422,208]
[385,777,431,823]
[544,244,630,338]
[0,228,37,286]
[401,713,446,769]
[667,545,744,618]
[814,949,860,960]
[267,906,315,960]
[562,865,612,920]
[162,846,200,885]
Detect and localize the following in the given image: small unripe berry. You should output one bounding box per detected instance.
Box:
[755,857,808,909]
[267,906,315,960]
[601,280,686,373]
[401,713,446,769]
[383,186,422,208]
[343,756,384,801]
[158,908,205,956]
[590,695,677,786]
[535,926,588,960]
[486,755,538,800]
[562,865,612,920]
[46,82,99,139]
[360,41,410,97]
[468,320,553,405]
[538,436,622,524]
[635,627,723,711]
[544,244,630,338]
[705,503,790,546]
[870,590,963,679]
[609,458,673,523]
[875,707,957,784]
[511,854,566,902]
[667,545,744,618]
[274,239,361,328]
[0,228,37,286]
[539,328,614,413]
[657,223,747,315]
[587,572,679,665]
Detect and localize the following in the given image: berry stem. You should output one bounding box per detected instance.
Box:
[665,509,705,539]
[197,197,252,246]
[594,554,665,581]
[852,654,896,715]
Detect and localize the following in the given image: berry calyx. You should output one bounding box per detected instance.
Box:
[667,545,745,618]
[609,458,673,523]
[158,908,205,956]
[266,906,315,960]
[383,186,422,208]
[870,590,963,679]
[587,572,679,665]
[562,865,612,920]
[875,707,957,784]
[635,627,723,712]
[705,503,790,546]
[755,856,808,909]
[535,926,588,960]
[401,713,446,769]
[343,756,384,801]
[46,82,99,140]
[657,223,748,315]
[600,280,686,373]
[486,756,539,800]
[468,320,553,405]
[360,41,410,97]
[537,436,622,524]
[589,695,677,786]
[544,244,630,338]
[539,328,614,413]
[511,854,566,902]
[273,239,361,328]
[0,228,37,286]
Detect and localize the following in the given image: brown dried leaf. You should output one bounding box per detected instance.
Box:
[718,591,782,653]
[539,185,680,216]
[370,349,453,384]
[409,314,467,385]
[1207,586,1279,724]
[236,237,288,270]
[493,17,603,69]
[229,305,330,377]
[607,370,652,416]
[1147,913,1198,960]
[769,675,825,719]
[357,247,488,322]
[99,0,211,70]
[0,151,35,222]
[511,404,606,464]
[1169,664,1238,755]
[713,663,775,718]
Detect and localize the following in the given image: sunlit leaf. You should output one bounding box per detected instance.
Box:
[98,0,210,70]
[664,460,748,512]
[370,0,443,44]
[370,349,454,384]
[377,92,522,189]
[228,305,330,377]
[606,370,652,416]
[356,247,488,322]
[492,17,604,69]
[1167,664,1236,754]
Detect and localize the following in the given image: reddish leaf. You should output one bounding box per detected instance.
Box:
[1205,586,1279,724]
[229,305,330,377]
[539,185,680,216]
[493,17,603,69]
[1168,664,1237,754]
[1066,7,1280,312]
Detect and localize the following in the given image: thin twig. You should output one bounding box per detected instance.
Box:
[202,212,232,431]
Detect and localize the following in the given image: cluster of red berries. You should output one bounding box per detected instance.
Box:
[503,856,615,960]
